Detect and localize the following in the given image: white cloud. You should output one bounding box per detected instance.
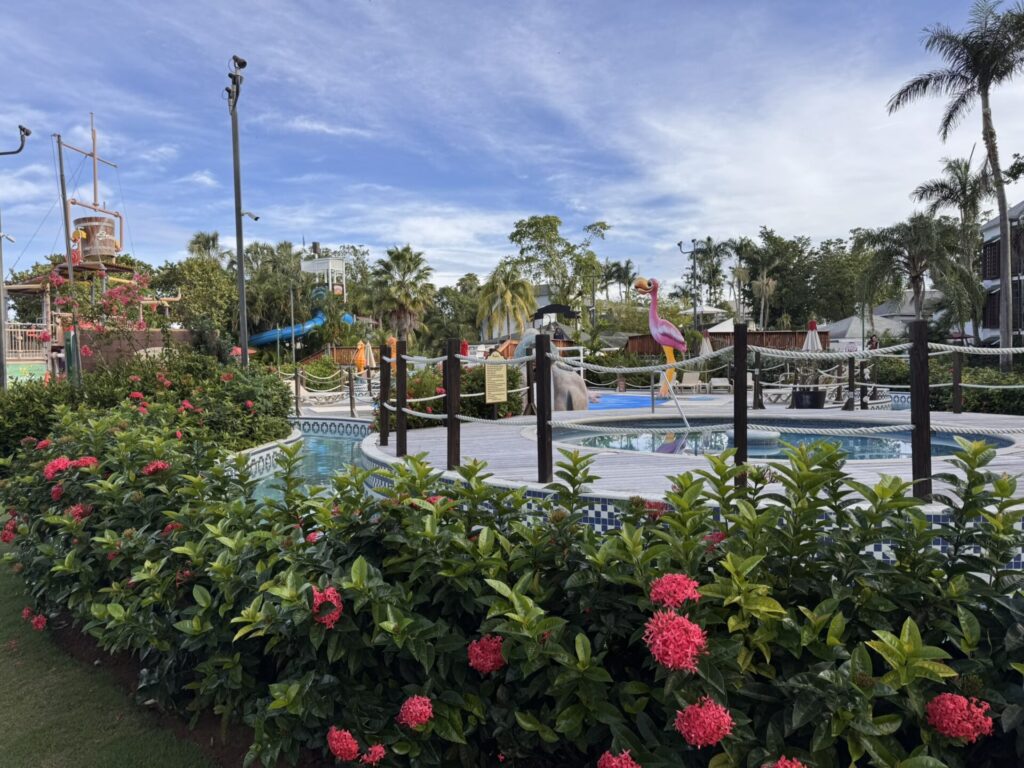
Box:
[283,116,374,140]
[177,170,219,188]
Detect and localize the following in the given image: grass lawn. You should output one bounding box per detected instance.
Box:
[0,556,217,768]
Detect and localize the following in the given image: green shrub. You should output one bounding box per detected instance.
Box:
[872,356,1024,414]
[4,414,1024,767]
[378,364,524,430]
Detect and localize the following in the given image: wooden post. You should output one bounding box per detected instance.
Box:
[909,320,931,500]
[752,351,765,409]
[859,360,867,410]
[396,339,408,458]
[733,323,747,488]
[843,357,855,411]
[379,344,391,447]
[536,334,553,483]
[347,369,356,418]
[951,351,963,414]
[445,338,461,470]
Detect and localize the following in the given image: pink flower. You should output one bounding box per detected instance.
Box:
[71,456,98,469]
[21,607,32,620]
[129,391,144,400]
[67,503,93,522]
[312,586,343,629]
[163,379,172,388]
[305,531,323,544]
[138,406,149,415]
[141,460,170,476]
[327,727,360,761]
[220,373,234,382]
[135,320,147,331]
[467,634,505,674]
[39,330,53,342]
[129,375,141,383]
[43,456,72,480]
[435,386,446,395]
[703,531,727,552]
[396,695,434,728]
[107,551,117,561]
[643,610,707,672]
[425,495,446,505]
[175,431,183,440]
[674,697,734,747]
[50,484,64,502]
[597,750,642,768]
[645,500,670,521]
[179,399,194,411]
[926,693,993,743]
[768,759,807,768]
[162,522,183,537]
[360,745,386,765]
[245,400,254,410]
[80,344,93,357]
[649,574,701,609]
[31,614,47,631]
[425,406,433,414]
[35,439,51,450]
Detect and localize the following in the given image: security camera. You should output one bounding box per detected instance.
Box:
[232,55,247,69]
[229,72,244,86]
[243,211,260,222]
[18,125,30,137]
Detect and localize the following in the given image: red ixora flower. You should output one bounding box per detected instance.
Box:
[305,531,323,544]
[327,726,360,761]
[649,573,701,609]
[50,484,64,502]
[643,610,707,672]
[675,697,734,747]
[220,372,234,382]
[129,391,144,400]
[34,439,51,450]
[31,614,47,631]
[162,521,184,537]
[80,344,93,358]
[644,499,670,521]
[396,695,434,728]
[67,503,93,522]
[128,375,141,383]
[467,634,506,674]
[435,386,446,395]
[703,531,727,551]
[360,744,386,765]
[71,456,99,469]
[926,693,993,743]
[21,606,33,620]
[312,586,343,629]
[245,400,254,410]
[43,456,72,481]
[767,758,808,768]
[175,430,183,440]
[179,399,195,412]
[425,495,446,505]
[1,519,16,543]
[141,460,170,476]
[597,749,642,768]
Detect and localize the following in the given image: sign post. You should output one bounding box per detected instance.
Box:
[484,351,508,416]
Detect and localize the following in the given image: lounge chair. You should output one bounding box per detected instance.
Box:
[676,371,704,394]
[708,377,732,393]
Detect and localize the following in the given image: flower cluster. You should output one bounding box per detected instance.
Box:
[703,531,727,552]
[468,634,506,674]
[43,456,73,481]
[141,460,170,476]
[769,758,807,768]
[597,750,642,768]
[326,727,385,764]
[34,439,51,450]
[21,608,46,631]
[643,611,707,671]
[1,516,16,543]
[71,456,98,469]
[162,522,184,537]
[312,585,343,629]
[50,484,64,502]
[926,693,993,743]
[305,531,323,544]
[674,697,733,747]
[67,503,93,522]
[396,695,434,728]
[644,499,670,521]
[129,391,144,400]
[649,574,701,609]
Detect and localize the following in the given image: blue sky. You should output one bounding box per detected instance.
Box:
[1,0,1021,285]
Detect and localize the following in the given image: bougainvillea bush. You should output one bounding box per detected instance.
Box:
[0,349,291,457]
[3,417,1024,768]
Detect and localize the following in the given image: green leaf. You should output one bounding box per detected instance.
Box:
[477,526,494,556]
[107,603,125,621]
[485,578,513,599]
[957,605,980,651]
[193,584,212,609]
[574,633,591,668]
[900,617,922,651]
[898,758,949,768]
[827,611,846,646]
[350,556,368,589]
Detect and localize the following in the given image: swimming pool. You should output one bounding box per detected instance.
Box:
[554,418,1012,460]
[256,436,362,496]
[587,392,669,410]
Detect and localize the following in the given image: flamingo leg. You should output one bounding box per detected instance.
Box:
[660,346,675,396]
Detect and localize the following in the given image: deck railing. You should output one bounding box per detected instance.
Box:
[5,322,53,360]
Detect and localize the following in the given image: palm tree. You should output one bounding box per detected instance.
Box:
[619,259,638,302]
[729,236,758,321]
[372,245,435,340]
[856,213,961,320]
[887,0,1024,361]
[742,243,781,329]
[187,231,231,264]
[478,259,536,340]
[693,237,732,307]
[913,154,994,341]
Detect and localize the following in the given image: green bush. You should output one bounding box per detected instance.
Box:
[0,350,291,457]
[4,412,1024,768]
[279,356,345,392]
[871,356,1024,414]
[378,364,524,430]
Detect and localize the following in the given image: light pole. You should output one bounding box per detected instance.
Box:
[0,212,14,391]
[226,55,249,368]
[0,125,31,156]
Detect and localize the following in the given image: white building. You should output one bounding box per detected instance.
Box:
[301,255,347,300]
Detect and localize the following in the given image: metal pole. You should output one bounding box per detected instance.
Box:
[379,343,391,447]
[396,339,408,458]
[951,351,963,414]
[0,208,7,391]
[909,319,932,500]
[843,357,855,411]
[535,334,553,483]
[733,322,747,488]
[56,134,82,387]
[228,61,249,368]
[290,286,299,417]
[859,360,867,410]
[347,369,356,418]
[445,338,461,470]
[752,350,764,409]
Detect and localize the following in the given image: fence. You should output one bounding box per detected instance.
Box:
[375,321,1024,501]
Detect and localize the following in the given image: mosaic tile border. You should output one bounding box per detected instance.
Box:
[239,428,303,479]
[292,416,373,440]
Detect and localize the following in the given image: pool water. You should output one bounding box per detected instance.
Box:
[256,436,362,496]
[588,392,669,410]
[555,420,1011,460]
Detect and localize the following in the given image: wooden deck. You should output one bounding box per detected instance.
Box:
[362,396,1024,499]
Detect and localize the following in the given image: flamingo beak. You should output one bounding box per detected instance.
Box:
[634,277,653,295]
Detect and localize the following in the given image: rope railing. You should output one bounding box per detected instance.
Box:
[748,343,913,361]
[550,347,734,374]
[455,354,526,366]
[401,353,446,365]
[928,343,1024,355]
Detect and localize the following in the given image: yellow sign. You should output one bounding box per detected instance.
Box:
[485,351,508,404]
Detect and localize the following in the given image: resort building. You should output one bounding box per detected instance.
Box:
[979,200,1024,341]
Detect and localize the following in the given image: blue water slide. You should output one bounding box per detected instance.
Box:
[249,310,327,347]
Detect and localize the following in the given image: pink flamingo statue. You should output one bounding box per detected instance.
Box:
[634,277,687,397]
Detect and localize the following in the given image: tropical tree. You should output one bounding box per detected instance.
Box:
[855,213,961,321]
[420,273,482,349]
[913,155,994,341]
[372,245,435,340]
[186,231,232,263]
[887,0,1024,360]
[477,259,536,340]
[692,237,731,307]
